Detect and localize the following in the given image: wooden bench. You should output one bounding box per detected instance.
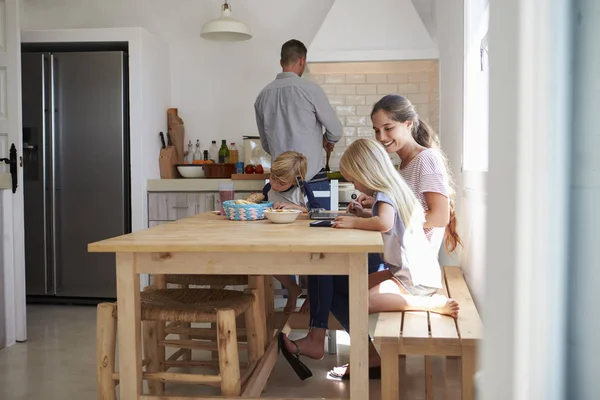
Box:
[373,266,482,400]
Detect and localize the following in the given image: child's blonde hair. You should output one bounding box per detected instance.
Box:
[340,138,423,228]
[270,151,307,186]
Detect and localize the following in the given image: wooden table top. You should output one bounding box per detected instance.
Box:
[88,213,383,254]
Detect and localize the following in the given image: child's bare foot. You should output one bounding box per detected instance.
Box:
[429,294,460,318]
[284,284,302,314]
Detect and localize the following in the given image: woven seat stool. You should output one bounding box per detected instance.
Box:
[161,274,250,361]
[165,274,249,289]
[96,287,266,399]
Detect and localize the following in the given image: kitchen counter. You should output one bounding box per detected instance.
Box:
[147,178,267,192]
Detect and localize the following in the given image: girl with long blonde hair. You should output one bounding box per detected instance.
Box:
[280,139,458,380]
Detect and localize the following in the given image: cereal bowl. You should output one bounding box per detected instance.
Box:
[263,209,302,224]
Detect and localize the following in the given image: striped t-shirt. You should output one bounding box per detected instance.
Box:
[399,148,450,254]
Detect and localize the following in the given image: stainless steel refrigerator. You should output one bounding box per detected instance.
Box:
[21,51,130,299]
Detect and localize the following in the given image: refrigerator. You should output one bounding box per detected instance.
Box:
[21,51,131,300]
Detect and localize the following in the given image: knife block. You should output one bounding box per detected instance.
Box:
[159,145,180,179]
[167,108,185,164]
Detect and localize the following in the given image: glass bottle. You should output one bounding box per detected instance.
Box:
[186,140,194,164]
[193,139,202,162]
[218,140,230,163]
[209,140,218,162]
[229,142,239,164]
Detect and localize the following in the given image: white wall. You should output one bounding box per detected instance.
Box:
[309,0,438,62]
[435,0,464,270]
[457,0,489,306]
[20,0,335,148]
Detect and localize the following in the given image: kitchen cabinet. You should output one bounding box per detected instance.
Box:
[147,191,255,226]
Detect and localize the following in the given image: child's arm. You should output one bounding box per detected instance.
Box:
[273,201,306,211]
[333,202,395,232]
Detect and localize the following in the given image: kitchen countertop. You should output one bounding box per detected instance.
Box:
[147,178,267,192]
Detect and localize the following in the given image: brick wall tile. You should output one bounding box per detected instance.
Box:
[345,95,366,105]
[357,127,374,137]
[387,73,408,83]
[366,74,387,84]
[325,74,346,84]
[344,127,357,136]
[346,74,366,84]
[328,95,346,105]
[336,85,356,95]
[408,72,429,83]
[356,84,377,95]
[305,74,325,84]
[378,84,398,95]
[322,84,336,95]
[336,106,356,116]
[419,82,430,93]
[346,116,368,126]
[399,83,420,94]
[356,105,373,116]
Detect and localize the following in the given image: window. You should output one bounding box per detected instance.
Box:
[463,5,490,172]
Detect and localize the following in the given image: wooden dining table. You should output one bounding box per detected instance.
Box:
[88,212,383,400]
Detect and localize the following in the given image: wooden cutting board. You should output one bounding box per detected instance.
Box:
[231,173,270,180]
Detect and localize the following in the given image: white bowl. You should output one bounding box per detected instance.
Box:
[263,209,302,224]
[177,165,205,178]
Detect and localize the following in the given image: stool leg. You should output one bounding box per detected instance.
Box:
[143,320,164,395]
[462,346,477,400]
[244,289,266,364]
[381,343,399,400]
[327,330,337,355]
[217,309,242,396]
[97,303,117,400]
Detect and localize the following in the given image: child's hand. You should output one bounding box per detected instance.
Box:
[357,193,375,208]
[346,200,364,216]
[333,216,358,229]
[274,201,295,210]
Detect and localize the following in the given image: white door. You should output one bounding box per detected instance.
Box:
[0,0,26,347]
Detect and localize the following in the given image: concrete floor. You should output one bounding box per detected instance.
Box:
[0,305,462,399]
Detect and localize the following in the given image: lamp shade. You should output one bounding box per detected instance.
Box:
[200,4,252,42]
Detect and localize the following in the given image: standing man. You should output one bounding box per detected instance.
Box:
[255,39,343,208]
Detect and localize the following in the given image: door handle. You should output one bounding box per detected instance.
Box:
[0,144,18,193]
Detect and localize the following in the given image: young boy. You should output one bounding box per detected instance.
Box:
[262,151,310,313]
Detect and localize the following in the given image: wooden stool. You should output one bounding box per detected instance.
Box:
[96,288,266,399]
[162,274,250,361]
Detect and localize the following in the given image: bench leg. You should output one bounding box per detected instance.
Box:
[97,303,117,400]
[425,356,433,400]
[381,343,399,400]
[461,346,477,400]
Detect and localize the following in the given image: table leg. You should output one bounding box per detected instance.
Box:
[116,253,142,399]
[349,253,369,400]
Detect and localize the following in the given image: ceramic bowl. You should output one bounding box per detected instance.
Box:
[263,209,302,224]
[177,165,205,178]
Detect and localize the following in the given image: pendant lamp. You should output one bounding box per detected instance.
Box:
[200,1,252,42]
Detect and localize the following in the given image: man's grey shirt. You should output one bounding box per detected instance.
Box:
[254,72,343,180]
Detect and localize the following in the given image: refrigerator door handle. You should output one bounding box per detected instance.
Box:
[50,53,61,293]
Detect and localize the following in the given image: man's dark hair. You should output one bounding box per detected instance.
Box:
[280,39,307,65]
